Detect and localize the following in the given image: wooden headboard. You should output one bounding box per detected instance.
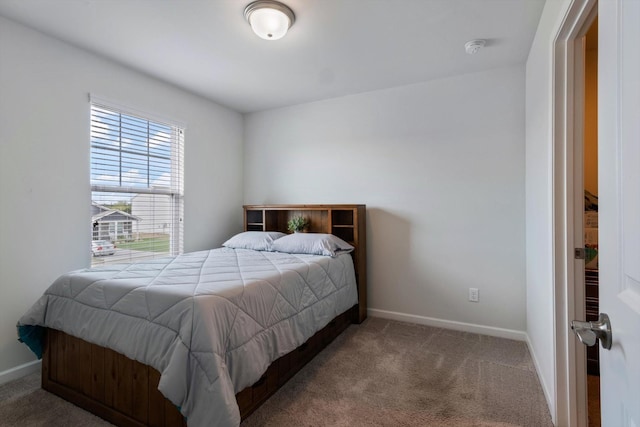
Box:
[243,204,367,323]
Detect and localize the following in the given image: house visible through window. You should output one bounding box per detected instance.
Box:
[90,101,184,266]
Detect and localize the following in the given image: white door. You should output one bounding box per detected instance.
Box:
[598,0,640,425]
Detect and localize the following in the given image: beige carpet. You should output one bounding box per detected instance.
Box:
[0,318,553,426]
[0,372,111,426]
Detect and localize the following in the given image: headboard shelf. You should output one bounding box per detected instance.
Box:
[243,204,367,323]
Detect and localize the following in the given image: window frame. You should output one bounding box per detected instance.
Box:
[89,96,185,262]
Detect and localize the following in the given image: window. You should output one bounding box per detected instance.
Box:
[90,100,184,266]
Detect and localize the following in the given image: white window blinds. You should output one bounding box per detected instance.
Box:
[90,101,184,266]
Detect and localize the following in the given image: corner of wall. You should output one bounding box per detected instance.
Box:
[526,333,557,425]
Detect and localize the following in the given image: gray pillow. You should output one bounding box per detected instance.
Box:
[222,231,286,251]
[271,233,354,257]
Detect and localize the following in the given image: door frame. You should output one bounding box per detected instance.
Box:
[552,0,598,426]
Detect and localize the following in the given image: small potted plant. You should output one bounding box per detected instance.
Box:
[287,216,308,233]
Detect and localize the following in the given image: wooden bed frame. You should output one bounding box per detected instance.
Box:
[41,204,367,426]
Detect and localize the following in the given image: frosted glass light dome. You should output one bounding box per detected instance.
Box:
[244,1,295,41]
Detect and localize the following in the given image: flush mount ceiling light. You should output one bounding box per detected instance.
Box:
[464,39,486,55]
[244,0,295,41]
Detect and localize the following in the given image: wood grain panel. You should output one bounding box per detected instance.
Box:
[164,399,185,426]
[104,347,117,408]
[78,339,93,396]
[55,329,67,384]
[147,370,165,427]
[69,333,83,391]
[131,361,149,423]
[42,331,52,388]
[91,343,106,402]
[114,355,133,415]
[236,387,253,414]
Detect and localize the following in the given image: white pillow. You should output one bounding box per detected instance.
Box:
[271,233,354,257]
[222,231,286,251]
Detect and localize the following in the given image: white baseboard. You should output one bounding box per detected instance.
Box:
[0,360,41,386]
[367,308,528,341]
[525,335,556,425]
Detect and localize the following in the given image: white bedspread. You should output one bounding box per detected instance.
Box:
[18,248,358,426]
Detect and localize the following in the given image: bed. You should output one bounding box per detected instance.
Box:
[17,204,367,427]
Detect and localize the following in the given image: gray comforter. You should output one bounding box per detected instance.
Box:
[18,248,358,426]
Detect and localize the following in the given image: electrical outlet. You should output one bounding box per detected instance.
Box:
[468,288,479,302]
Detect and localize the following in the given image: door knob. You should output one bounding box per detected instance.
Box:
[571,313,612,350]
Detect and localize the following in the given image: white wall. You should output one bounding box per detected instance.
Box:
[0,16,244,377]
[245,66,526,334]
[525,0,573,423]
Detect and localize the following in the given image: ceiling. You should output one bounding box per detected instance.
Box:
[0,0,545,113]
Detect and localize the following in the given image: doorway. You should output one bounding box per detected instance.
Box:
[555,0,640,425]
[581,16,600,427]
[569,8,600,427]
[551,0,599,425]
